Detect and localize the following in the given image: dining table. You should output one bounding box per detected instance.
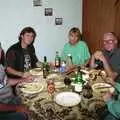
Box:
[16,68,111,120]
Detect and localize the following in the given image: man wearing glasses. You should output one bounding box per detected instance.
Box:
[90,32,120,120]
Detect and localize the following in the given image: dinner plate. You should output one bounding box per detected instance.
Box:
[54,92,81,107]
[29,68,42,76]
[21,82,44,94]
[92,83,115,94]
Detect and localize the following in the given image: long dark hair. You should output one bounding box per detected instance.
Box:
[18,27,36,45]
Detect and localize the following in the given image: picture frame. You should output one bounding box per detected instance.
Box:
[33,0,42,6]
[55,18,63,25]
[45,8,53,16]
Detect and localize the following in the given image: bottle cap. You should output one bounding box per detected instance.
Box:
[67,54,72,57]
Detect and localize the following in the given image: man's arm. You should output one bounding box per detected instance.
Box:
[7,67,23,78]
[7,78,23,86]
[6,67,33,79]
[0,103,18,111]
[89,55,96,68]
[0,103,28,114]
[8,77,33,86]
[92,51,118,80]
[103,59,118,80]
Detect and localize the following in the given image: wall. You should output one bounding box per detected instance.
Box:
[0,0,82,61]
[82,0,120,53]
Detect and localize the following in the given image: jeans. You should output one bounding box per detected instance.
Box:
[0,112,27,120]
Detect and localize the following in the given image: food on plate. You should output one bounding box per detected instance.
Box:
[29,68,42,76]
[21,82,43,94]
[47,73,60,80]
[92,83,114,94]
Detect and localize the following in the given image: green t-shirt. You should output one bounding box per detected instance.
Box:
[61,41,90,65]
[106,82,120,119]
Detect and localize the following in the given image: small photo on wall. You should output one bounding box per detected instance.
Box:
[33,0,42,6]
[55,18,63,25]
[45,8,53,16]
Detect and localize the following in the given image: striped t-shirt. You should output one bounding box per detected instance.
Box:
[0,64,13,103]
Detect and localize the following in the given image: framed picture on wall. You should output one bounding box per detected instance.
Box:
[45,8,53,16]
[33,0,42,6]
[55,18,63,25]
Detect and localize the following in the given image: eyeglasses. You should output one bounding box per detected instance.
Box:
[104,40,115,44]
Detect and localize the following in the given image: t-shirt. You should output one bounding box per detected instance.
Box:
[0,64,13,103]
[23,48,31,72]
[102,48,120,82]
[0,64,6,85]
[61,41,90,65]
[106,82,120,119]
[6,42,38,78]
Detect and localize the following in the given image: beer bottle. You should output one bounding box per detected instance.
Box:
[55,51,61,68]
[43,56,48,79]
[76,66,83,85]
[74,67,83,92]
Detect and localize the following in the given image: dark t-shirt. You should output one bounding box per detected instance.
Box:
[102,48,120,82]
[6,42,38,78]
[23,48,31,72]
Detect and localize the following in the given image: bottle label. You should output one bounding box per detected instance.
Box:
[55,59,60,68]
[60,66,65,73]
[55,60,59,66]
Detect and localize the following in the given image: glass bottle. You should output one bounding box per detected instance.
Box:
[55,51,61,68]
[74,67,84,92]
[66,54,73,70]
[60,61,66,73]
[76,67,83,84]
[43,56,49,79]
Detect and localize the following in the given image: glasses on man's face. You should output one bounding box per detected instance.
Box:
[104,40,115,44]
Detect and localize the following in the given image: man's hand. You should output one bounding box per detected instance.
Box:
[103,92,112,102]
[22,72,31,79]
[21,72,34,82]
[94,51,106,62]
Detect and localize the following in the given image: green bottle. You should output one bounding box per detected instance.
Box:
[43,56,49,79]
[55,51,61,68]
[76,67,83,85]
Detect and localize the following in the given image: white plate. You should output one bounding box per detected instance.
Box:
[0,84,3,89]
[29,68,42,76]
[92,83,115,94]
[21,82,44,94]
[54,92,81,107]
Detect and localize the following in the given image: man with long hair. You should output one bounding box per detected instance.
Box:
[6,27,39,80]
